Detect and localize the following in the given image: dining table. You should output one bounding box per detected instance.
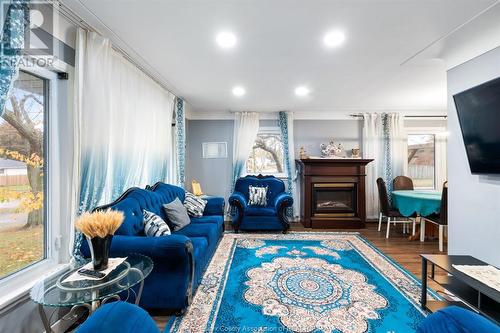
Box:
[392,190,442,242]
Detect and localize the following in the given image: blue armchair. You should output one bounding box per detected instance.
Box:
[229,175,293,232]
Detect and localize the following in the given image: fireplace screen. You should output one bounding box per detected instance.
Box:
[312,183,356,216]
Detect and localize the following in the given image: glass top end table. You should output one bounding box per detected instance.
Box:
[30,253,153,333]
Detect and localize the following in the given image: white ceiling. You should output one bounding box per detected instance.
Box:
[66,0,500,115]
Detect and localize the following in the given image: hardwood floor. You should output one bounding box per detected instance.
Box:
[289,221,447,290]
[154,222,447,329]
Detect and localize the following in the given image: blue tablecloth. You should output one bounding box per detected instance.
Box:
[392,190,441,217]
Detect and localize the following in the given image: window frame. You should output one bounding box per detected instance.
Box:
[406,126,447,190]
[245,126,287,179]
[0,66,67,308]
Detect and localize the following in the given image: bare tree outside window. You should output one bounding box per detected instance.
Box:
[246,132,285,175]
[0,71,46,278]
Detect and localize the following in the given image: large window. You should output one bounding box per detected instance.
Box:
[407,134,435,189]
[246,128,285,176]
[0,71,47,279]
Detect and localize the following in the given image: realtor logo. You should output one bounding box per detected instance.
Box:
[1,0,55,56]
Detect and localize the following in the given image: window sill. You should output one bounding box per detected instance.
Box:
[0,260,68,312]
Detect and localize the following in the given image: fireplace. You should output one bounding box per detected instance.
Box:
[312,183,356,217]
[296,158,373,228]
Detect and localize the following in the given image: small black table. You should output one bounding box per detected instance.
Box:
[421,254,500,325]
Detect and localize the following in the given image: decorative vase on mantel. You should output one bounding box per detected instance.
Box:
[87,235,113,271]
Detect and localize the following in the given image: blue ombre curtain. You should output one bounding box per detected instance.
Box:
[231,112,260,190]
[72,30,175,261]
[278,111,298,218]
[381,114,393,200]
[77,31,175,210]
[175,97,186,188]
[382,113,407,203]
[0,0,29,115]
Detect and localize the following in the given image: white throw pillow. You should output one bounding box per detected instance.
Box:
[143,210,171,237]
[184,192,207,217]
[248,185,268,206]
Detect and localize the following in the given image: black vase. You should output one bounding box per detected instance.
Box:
[86,235,113,271]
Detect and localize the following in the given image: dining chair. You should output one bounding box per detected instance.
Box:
[423,182,448,251]
[377,178,416,238]
[393,176,414,191]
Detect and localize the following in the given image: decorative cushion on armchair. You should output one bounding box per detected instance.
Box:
[229,175,293,232]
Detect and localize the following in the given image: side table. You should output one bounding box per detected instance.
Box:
[421,254,500,325]
[30,253,153,333]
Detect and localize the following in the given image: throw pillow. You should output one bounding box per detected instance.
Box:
[184,192,207,217]
[143,210,171,237]
[163,198,191,231]
[248,185,268,206]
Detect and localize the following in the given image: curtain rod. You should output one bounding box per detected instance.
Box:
[55,1,179,98]
[227,111,447,119]
[228,110,285,113]
[349,114,447,119]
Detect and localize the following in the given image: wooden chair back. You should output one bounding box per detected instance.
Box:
[376,177,390,216]
[440,182,448,225]
[393,176,414,191]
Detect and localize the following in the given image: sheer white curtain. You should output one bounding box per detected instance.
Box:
[73,29,175,260]
[387,113,408,183]
[67,28,85,261]
[363,113,408,219]
[78,30,176,210]
[232,112,260,189]
[363,113,383,219]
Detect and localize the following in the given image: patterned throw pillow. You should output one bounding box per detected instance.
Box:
[184,192,207,217]
[248,185,268,206]
[143,210,171,237]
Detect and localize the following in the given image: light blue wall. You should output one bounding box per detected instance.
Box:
[447,46,500,267]
[185,119,363,199]
[186,120,234,199]
[294,119,362,157]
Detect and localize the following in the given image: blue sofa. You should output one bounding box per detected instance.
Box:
[228,175,293,232]
[78,303,500,333]
[79,182,224,312]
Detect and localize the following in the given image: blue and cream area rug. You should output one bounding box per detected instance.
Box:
[166,232,440,333]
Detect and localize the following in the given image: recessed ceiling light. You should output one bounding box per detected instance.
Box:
[232,86,246,97]
[216,31,237,49]
[294,86,310,97]
[323,30,346,48]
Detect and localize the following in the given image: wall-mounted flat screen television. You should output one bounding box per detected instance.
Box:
[453,76,500,174]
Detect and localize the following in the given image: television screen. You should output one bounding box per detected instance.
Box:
[453,76,500,174]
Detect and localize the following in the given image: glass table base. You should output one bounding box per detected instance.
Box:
[37,275,144,333]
